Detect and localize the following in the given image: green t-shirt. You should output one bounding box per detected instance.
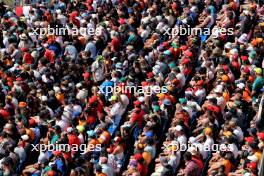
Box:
[253,76,264,93]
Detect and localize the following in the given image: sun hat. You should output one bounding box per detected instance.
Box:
[109,95,118,102]
[254,68,262,75]
[19,33,28,40]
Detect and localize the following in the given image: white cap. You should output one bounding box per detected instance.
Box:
[138,96,145,103]
[224,42,232,49]
[41,96,48,102]
[247,155,258,162]
[53,86,61,93]
[56,9,61,14]
[76,83,82,88]
[174,125,183,132]
[21,134,29,141]
[214,85,223,93]
[67,127,73,133]
[237,83,245,89]
[76,89,88,100]
[189,136,197,143]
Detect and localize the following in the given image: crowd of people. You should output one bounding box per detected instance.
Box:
[0,0,263,175]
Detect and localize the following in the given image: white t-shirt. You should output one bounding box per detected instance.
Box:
[14,146,26,163]
[203,137,214,154]
[195,88,206,103]
[110,102,123,117]
[233,126,244,143]
[177,73,186,88]
[91,60,105,82]
[216,96,226,111]
[168,151,181,172]
[228,143,239,159]
[177,135,187,145]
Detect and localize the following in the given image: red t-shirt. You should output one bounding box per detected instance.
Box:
[131,109,145,128]
[67,134,80,146]
[137,163,148,176]
[44,49,55,64]
[86,115,96,125]
[111,37,120,52]
[23,52,34,64]
[192,156,204,171]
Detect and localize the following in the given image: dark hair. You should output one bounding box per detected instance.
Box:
[184,152,192,161]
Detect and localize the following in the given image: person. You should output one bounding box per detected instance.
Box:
[0,0,262,176]
[99,156,115,176]
[178,152,200,176]
[94,164,107,176]
[91,55,106,84]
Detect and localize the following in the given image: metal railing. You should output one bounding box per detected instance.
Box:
[14,0,50,7]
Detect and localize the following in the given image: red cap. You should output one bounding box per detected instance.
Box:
[243,66,250,74]
[181,58,191,65]
[141,81,149,87]
[241,55,248,61]
[21,47,27,52]
[16,77,23,82]
[29,118,37,126]
[257,132,264,140]
[196,80,204,86]
[245,136,254,144]
[83,72,90,79]
[207,105,217,112]
[147,72,154,78]
[171,2,177,10]
[247,162,257,170]
[118,18,126,24]
[134,100,141,106]
[222,65,229,71]
[162,42,169,48]
[180,45,188,51]
[70,11,78,19]
[232,54,238,60]
[184,50,193,58]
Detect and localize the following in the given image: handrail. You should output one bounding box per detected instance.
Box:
[14,0,50,7]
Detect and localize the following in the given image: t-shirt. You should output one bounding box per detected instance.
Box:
[131,109,145,128]
[85,41,97,60]
[91,60,105,82]
[137,163,148,176]
[184,160,200,176]
[111,37,120,52]
[222,159,232,175]
[64,45,78,60]
[110,102,123,117]
[253,77,264,96]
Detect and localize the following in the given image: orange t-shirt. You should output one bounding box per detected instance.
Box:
[222,159,232,175]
